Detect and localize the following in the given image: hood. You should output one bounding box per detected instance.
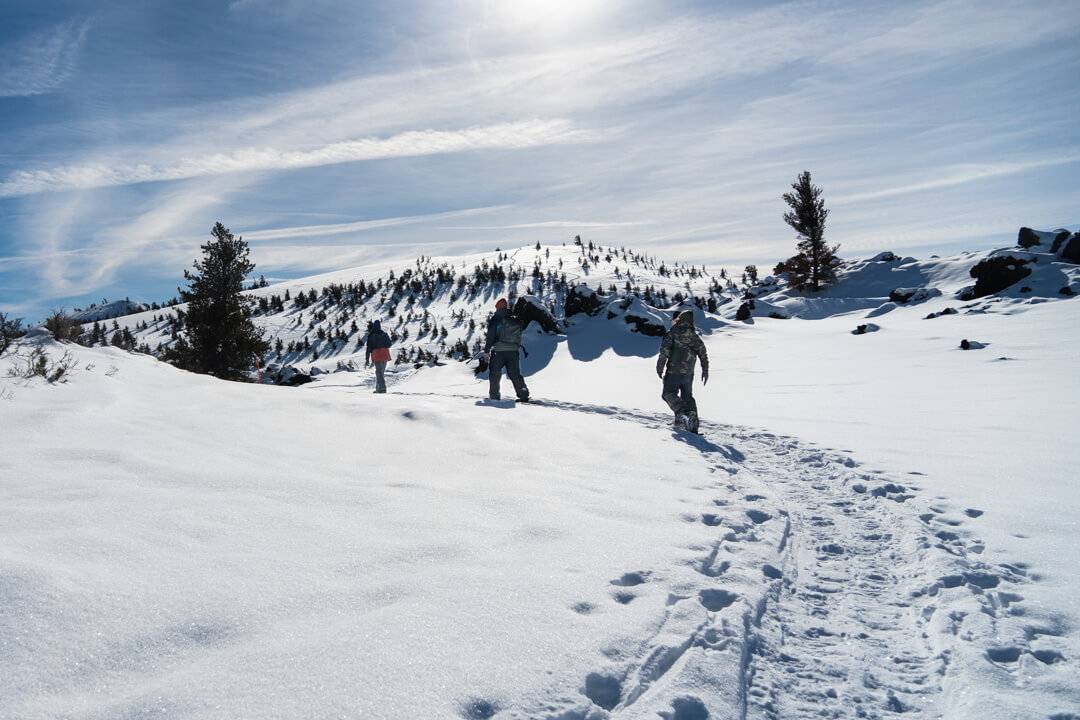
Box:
[674,310,695,328]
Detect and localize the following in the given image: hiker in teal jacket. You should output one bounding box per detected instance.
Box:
[485,298,530,402]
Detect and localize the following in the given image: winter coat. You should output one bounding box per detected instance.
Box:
[366,328,392,363]
[486,308,523,352]
[657,313,708,378]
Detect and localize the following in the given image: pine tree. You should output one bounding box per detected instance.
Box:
[165,222,269,380]
[779,171,839,291]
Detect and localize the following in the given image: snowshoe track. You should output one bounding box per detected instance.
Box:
[481,398,1070,720]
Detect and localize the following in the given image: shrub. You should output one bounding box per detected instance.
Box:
[5,347,77,383]
[44,309,82,342]
[0,312,25,354]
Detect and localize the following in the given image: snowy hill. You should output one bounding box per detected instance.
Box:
[70,299,149,324]
[3,230,1079,719]
[100,230,1080,388]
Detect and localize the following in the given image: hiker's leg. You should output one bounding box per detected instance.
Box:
[488,352,504,399]
[504,351,529,400]
[680,378,697,413]
[661,374,685,414]
[374,361,387,392]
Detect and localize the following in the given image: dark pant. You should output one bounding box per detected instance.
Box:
[662,373,696,416]
[489,350,529,400]
[373,360,387,393]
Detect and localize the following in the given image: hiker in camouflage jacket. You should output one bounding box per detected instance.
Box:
[656,310,708,432]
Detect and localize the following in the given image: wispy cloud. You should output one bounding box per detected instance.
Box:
[0,120,593,197]
[0,19,91,97]
[243,206,511,241]
[832,155,1080,205]
[437,220,649,230]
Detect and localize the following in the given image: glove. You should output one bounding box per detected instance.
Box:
[657,367,664,379]
[702,370,709,385]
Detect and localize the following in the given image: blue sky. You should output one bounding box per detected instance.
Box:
[1,0,1078,319]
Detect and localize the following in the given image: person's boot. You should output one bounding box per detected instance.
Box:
[674,414,687,430]
[686,410,699,434]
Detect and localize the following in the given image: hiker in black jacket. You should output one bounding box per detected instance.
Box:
[365,320,392,393]
[485,298,529,402]
[656,310,709,432]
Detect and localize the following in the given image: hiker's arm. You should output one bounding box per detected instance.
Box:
[656,334,671,377]
[696,336,709,383]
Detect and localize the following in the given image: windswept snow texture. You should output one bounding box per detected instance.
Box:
[4,234,1080,718]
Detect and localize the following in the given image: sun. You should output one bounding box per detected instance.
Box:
[487,0,609,34]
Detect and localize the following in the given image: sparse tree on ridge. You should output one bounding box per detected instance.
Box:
[165,222,269,380]
[778,171,839,291]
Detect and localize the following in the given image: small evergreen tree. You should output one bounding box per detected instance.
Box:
[166,222,269,380]
[0,312,25,354]
[779,171,839,291]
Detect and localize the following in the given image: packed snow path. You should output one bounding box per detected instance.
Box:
[479,398,1077,720]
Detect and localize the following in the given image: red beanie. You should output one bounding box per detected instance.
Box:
[495,298,508,310]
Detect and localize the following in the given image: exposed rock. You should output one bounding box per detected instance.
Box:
[605,297,668,336]
[870,251,899,262]
[270,365,315,386]
[564,284,601,317]
[513,295,560,333]
[925,307,959,319]
[1060,286,1076,296]
[624,312,667,336]
[1060,234,1080,264]
[735,301,753,322]
[960,339,987,350]
[1017,226,1040,249]
[852,323,880,335]
[1050,230,1071,254]
[888,287,941,305]
[968,255,1032,298]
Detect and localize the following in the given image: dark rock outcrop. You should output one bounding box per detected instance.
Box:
[564,285,601,318]
[269,365,315,386]
[969,256,1032,298]
[1017,227,1040,249]
[735,301,753,322]
[624,312,667,336]
[1061,234,1080,264]
[1050,230,1071,254]
[513,296,560,333]
[852,323,880,335]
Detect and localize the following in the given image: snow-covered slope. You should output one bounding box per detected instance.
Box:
[4,230,1079,719]
[70,299,149,324]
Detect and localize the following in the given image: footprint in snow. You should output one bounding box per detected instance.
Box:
[699,589,738,611]
[610,571,649,587]
[458,697,499,720]
[660,696,710,720]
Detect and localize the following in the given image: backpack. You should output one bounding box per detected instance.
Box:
[369,329,391,350]
[497,316,523,346]
[667,328,694,366]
